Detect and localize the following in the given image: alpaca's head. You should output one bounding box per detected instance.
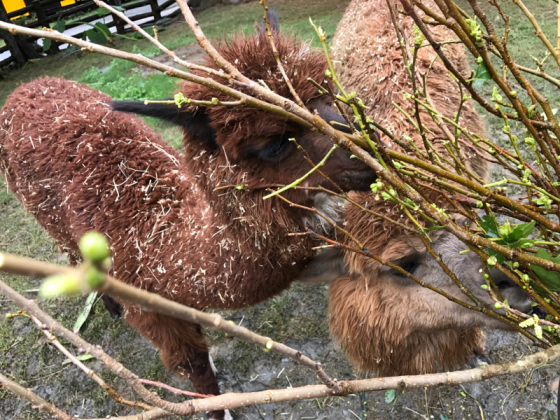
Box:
[177,29,376,193]
[112,22,376,209]
[328,230,532,376]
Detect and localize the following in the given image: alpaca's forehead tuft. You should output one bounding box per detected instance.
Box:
[182,32,328,106]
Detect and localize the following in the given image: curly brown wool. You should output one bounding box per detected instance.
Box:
[329,0,530,377]
[0,26,376,420]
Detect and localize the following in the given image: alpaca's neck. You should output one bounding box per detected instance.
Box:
[152,145,317,310]
[183,144,315,255]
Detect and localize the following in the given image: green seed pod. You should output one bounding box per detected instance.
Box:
[79,232,110,263]
[494,302,502,309]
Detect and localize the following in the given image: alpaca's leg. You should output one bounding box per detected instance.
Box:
[101,295,123,318]
[124,310,228,420]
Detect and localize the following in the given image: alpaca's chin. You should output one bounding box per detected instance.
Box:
[302,192,342,234]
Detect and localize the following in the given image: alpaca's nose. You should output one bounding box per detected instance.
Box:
[489,268,532,313]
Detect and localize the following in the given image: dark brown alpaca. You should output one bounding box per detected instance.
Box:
[328,0,531,376]
[0,27,375,420]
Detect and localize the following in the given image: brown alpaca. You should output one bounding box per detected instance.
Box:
[327,0,532,376]
[0,27,375,420]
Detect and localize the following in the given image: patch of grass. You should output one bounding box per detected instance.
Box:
[455,1,560,131]
[143,359,167,381]
[236,284,330,343]
[77,53,177,100]
[189,0,347,46]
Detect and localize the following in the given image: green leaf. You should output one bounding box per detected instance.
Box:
[96,8,111,17]
[84,23,112,45]
[507,238,536,250]
[73,291,98,333]
[42,38,51,52]
[50,19,65,32]
[93,22,111,38]
[530,249,560,292]
[85,28,108,45]
[384,389,396,404]
[62,354,94,365]
[479,215,500,238]
[472,62,491,88]
[507,220,535,242]
[440,415,453,420]
[479,217,535,250]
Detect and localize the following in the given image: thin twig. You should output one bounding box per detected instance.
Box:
[0,373,73,420]
[139,379,212,398]
[94,0,228,80]
[259,0,305,108]
[29,315,153,411]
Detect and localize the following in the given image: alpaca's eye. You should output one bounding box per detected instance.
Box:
[259,132,294,160]
[392,260,419,277]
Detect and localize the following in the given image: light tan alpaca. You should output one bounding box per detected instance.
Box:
[328,0,532,376]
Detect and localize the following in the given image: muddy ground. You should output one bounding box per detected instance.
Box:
[2,273,558,420]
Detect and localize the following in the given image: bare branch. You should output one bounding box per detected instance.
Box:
[0,373,73,420]
[29,315,153,411]
[94,0,228,80]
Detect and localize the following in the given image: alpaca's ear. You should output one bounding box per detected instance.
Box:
[110,101,217,148]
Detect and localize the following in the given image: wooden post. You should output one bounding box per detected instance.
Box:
[32,0,47,22]
[148,0,161,22]
[109,0,125,34]
[0,0,40,67]
[0,0,25,67]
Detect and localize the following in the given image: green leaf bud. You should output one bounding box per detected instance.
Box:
[40,274,83,298]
